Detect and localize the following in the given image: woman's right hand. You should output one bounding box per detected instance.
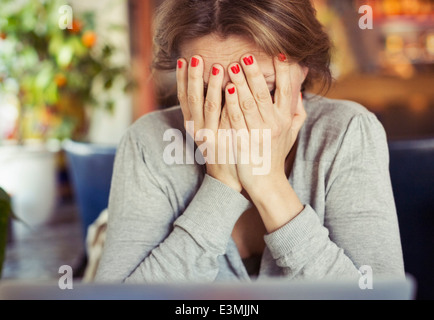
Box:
[177,55,242,192]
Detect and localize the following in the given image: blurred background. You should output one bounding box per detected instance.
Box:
[0,0,433,299]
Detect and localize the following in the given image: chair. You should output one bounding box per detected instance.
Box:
[388,137,434,300]
[62,140,117,244]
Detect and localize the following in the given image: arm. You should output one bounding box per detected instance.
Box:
[95,131,251,283]
[224,53,404,280]
[262,113,405,279]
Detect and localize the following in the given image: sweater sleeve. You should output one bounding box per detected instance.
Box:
[263,113,405,280]
[95,130,251,283]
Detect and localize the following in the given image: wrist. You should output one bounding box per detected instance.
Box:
[206,170,242,193]
[247,175,304,233]
[243,172,287,200]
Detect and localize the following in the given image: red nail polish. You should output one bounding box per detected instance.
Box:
[212,67,220,76]
[278,53,287,62]
[231,64,240,74]
[228,87,235,94]
[191,57,199,67]
[243,56,254,66]
[177,60,183,69]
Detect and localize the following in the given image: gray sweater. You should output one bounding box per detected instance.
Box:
[95,94,405,283]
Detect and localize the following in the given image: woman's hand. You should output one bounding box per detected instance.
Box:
[177,55,242,192]
[225,54,307,198]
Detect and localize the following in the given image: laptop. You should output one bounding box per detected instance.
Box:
[0,275,416,300]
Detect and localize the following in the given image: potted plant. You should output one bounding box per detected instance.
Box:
[0,0,133,229]
[0,0,133,142]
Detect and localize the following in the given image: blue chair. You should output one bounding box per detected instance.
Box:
[63,140,117,243]
[388,137,434,300]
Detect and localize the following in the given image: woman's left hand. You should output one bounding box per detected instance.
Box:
[225,54,307,200]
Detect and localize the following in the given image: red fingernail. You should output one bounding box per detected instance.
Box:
[191,57,199,67]
[212,67,220,76]
[243,56,254,66]
[228,87,235,94]
[278,53,287,62]
[231,64,240,74]
[177,60,183,68]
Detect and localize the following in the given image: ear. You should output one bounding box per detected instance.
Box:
[301,66,309,82]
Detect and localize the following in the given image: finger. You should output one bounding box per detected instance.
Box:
[274,54,303,117]
[291,93,307,134]
[228,62,263,130]
[225,84,247,132]
[188,55,205,129]
[220,104,231,130]
[239,54,274,124]
[204,64,224,133]
[176,58,190,124]
[218,104,237,166]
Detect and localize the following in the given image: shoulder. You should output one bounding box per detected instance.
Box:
[127,106,184,142]
[117,105,203,176]
[303,93,377,131]
[299,93,386,161]
[117,106,185,154]
[113,105,186,170]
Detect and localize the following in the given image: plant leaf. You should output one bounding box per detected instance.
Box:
[0,187,11,279]
[0,187,26,225]
[0,188,11,208]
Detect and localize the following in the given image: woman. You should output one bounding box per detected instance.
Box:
[95,0,404,283]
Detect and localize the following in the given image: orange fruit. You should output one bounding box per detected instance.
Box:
[54,73,67,87]
[69,20,82,34]
[82,31,97,48]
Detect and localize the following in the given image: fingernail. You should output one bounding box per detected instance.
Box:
[231,64,240,74]
[177,60,183,69]
[191,57,200,67]
[212,66,220,76]
[278,53,287,62]
[243,56,254,66]
[228,87,235,95]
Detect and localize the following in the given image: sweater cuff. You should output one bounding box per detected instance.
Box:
[174,174,252,253]
[264,204,322,259]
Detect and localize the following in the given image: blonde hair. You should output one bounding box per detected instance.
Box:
[152,0,332,92]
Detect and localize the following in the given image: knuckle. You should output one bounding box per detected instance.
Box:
[221,108,230,121]
[277,85,291,97]
[204,99,219,113]
[189,71,202,80]
[241,98,256,112]
[177,91,187,103]
[255,90,271,103]
[188,94,200,105]
[230,111,244,123]
[252,68,265,79]
[233,76,247,86]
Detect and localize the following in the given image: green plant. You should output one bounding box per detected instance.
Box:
[0,0,133,142]
[0,187,13,279]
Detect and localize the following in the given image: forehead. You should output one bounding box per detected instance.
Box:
[180,33,275,81]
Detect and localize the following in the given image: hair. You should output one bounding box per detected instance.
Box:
[152,0,332,94]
